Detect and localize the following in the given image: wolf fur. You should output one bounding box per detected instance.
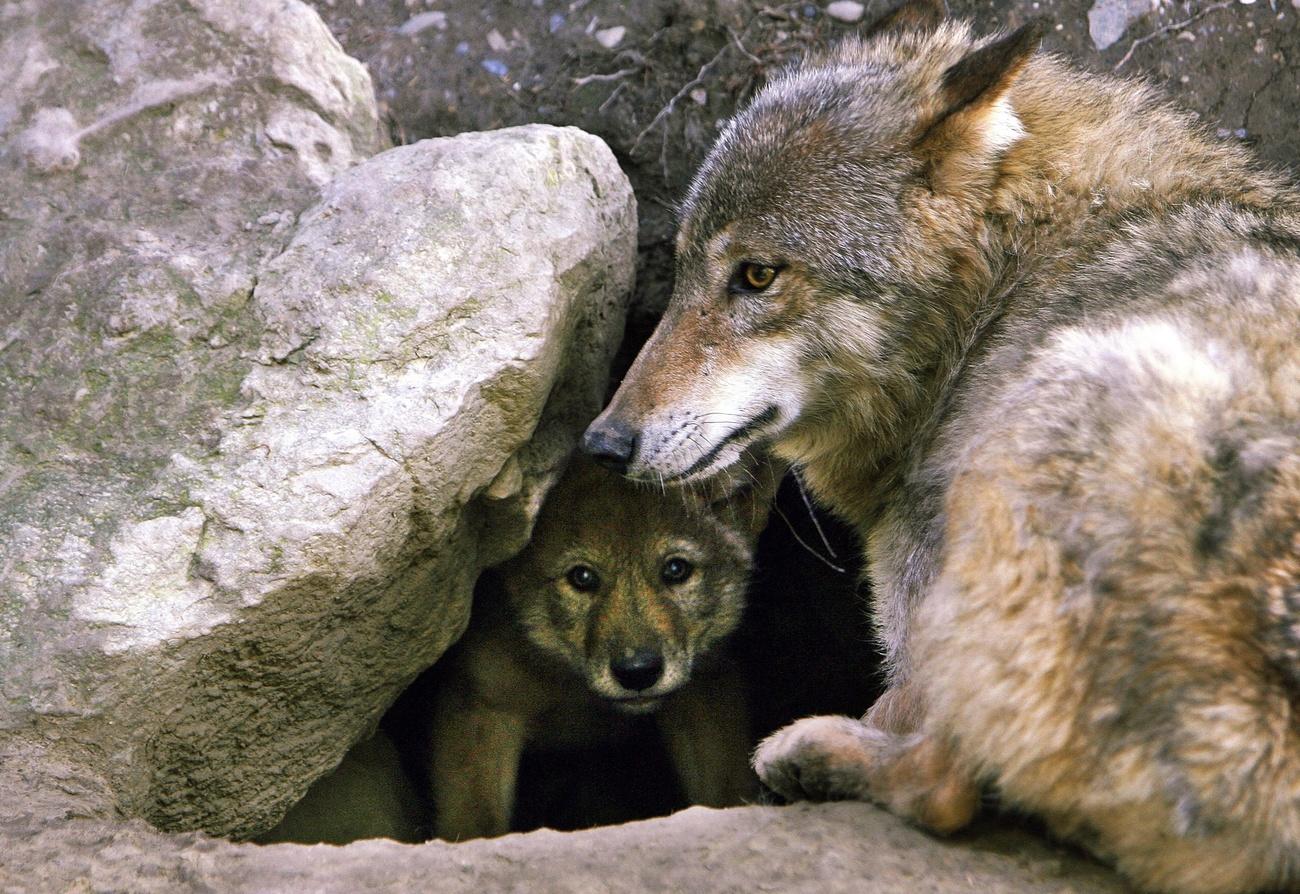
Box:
[428,456,775,841]
[583,4,1300,891]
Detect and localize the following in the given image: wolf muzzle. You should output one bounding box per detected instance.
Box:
[582,417,638,473]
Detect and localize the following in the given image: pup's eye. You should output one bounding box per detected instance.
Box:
[730,262,779,293]
[661,557,694,584]
[566,565,601,591]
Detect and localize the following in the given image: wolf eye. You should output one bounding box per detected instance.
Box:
[661,557,694,584]
[566,565,600,591]
[730,262,779,293]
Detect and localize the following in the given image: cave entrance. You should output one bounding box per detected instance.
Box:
[258,475,878,846]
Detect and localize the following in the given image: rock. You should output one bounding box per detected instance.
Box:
[0,802,1132,892]
[396,10,447,35]
[1087,0,1154,51]
[825,1,866,22]
[0,0,635,843]
[595,25,627,49]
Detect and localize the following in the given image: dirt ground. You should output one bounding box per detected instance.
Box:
[305,0,1299,349]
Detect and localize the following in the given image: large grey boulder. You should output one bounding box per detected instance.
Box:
[0,0,635,840]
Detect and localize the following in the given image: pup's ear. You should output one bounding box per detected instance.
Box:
[705,455,785,545]
[863,0,948,38]
[915,21,1044,192]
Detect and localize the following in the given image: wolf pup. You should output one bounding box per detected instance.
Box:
[582,3,1300,891]
[428,456,775,841]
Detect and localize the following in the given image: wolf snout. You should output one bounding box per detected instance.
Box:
[582,417,638,473]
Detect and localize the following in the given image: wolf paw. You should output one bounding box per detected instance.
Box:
[752,715,881,803]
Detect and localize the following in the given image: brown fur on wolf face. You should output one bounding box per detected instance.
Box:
[584,2,1300,891]
[428,456,775,841]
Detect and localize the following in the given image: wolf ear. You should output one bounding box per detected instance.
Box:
[915,21,1044,190]
[863,0,948,38]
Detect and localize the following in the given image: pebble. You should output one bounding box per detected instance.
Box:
[548,13,565,33]
[825,1,865,22]
[690,88,708,105]
[396,10,447,35]
[487,29,509,52]
[595,25,626,49]
[454,41,470,55]
[1087,0,1152,51]
[481,58,508,77]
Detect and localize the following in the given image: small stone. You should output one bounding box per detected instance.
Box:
[486,28,509,52]
[690,88,707,105]
[594,25,625,48]
[825,1,865,22]
[396,11,447,35]
[481,58,508,77]
[548,13,565,32]
[485,456,523,500]
[16,107,82,173]
[1088,0,1153,50]
[454,40,470,55]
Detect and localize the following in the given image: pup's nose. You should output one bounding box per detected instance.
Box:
[610,649,664,692]
[582,418,638,473]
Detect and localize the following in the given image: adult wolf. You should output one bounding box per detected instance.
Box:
[582,3,1300,891]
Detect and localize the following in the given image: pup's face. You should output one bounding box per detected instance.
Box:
[501,457,773,714]
[584,18,1039,483]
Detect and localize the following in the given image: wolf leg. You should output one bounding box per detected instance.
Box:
[427,676,527,841]
[658,662,757,807]
[753,683,979,834]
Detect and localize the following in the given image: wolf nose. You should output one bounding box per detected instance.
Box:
[582,418,638,474]
[610,649,664,692]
